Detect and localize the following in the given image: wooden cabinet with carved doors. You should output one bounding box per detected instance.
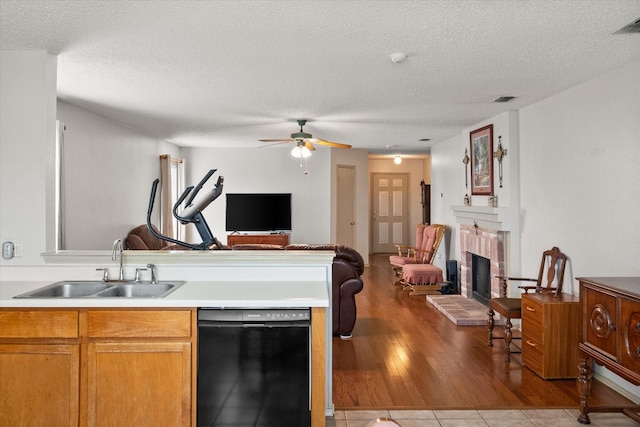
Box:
[576,277,640,424]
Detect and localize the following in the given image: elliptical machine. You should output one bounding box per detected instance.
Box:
[146,169,224,250]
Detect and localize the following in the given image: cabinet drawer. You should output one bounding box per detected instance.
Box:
[0,310,79,338]
[522,332,544,374]
[522,296,543,337]
[87,310,192,338]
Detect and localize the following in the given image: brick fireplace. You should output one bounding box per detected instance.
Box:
[460,224,507,302]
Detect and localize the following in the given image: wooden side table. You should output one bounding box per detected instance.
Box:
[576,277,640,424]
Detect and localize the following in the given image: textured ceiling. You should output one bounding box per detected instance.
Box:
[2,0,639,154]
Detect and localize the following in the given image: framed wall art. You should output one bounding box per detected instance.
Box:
[470,124,494,195]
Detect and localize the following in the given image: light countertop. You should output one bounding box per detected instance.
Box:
[0,280,329,308]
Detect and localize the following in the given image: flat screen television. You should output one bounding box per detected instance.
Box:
[225,193,292,232]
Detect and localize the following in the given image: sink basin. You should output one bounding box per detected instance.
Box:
[14,281,184,299]
[14,281,113,298]
[94,283,182,298]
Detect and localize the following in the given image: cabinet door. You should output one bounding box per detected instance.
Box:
[0,343,79,427]
[620,297,640,376]
[86,341,191,427]
[583,286,618,360]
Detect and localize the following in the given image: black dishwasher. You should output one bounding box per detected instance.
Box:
[197,308,311,427]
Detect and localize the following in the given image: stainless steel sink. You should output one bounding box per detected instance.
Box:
[14,281,113,298]
[14,281,184,299]
[94,283,181,298]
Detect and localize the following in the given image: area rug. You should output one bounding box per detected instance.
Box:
[426,295,495,326]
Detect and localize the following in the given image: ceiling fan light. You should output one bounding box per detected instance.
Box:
[291,145,312,158]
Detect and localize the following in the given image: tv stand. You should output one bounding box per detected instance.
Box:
[227,233,290,247]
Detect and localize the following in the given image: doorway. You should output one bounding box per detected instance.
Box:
[336,165,356,248]
[371,173,409,253]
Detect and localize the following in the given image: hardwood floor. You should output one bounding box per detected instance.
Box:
[332,254,636,411]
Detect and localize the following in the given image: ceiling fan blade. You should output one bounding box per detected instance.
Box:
[259,138,294,142]
[304,141,316,151]
[259,141,291,148]
[315,138,352,149]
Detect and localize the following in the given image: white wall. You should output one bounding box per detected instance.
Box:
[57,101,181,249]
[519,60,640,287]
[0,51,57,266]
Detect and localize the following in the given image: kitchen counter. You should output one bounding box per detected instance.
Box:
[0,280,329,308]
[0,249,335,420]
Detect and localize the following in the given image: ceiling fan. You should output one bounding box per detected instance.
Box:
[259,119,351,158]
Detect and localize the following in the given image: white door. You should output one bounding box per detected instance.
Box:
[371,173,409,253]
[336,165,356,248]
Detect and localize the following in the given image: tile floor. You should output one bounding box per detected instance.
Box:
[327,409,639,426]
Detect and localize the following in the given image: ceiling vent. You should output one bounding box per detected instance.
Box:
[614,17,640,34]
[493,96,517,103]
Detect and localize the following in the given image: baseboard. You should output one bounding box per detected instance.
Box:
[595,372,640,404]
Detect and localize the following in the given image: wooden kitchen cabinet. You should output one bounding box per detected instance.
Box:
[0,308,195,427]
[86,310,194,427]
[0,343,80,427]
[0,310,80,427]
[521,292,580,379]
[576,277,640,424]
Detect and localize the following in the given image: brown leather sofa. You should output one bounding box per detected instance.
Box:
[232,243,365,339]
[124,224,193,250]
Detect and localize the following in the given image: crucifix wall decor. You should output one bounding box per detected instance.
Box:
[493,135,508,188]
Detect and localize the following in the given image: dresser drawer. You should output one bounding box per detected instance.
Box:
[522,295,543,339]
[522,332,544,374]
[0,310,79,339]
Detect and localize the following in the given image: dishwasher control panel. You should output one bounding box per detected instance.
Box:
[198,308,310,323]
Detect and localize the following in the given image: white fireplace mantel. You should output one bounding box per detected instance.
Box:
[451,205,518,231]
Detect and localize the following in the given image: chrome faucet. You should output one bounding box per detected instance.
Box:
[147,264,157,284]
[112,239,125,281]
